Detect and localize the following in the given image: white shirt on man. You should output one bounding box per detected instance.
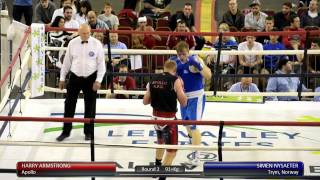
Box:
[64,19,80,29]
[238,41,263,64]
[60,36,106,82]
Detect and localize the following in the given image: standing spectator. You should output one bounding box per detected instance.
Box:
[98,2,119,30]
[266,59,308,101]
[87,10,109,30]
[300,0,320,27]
[140,0,171,17]
[51,0,76,24]
[104,33,129,70]
[12,0,33,25]
[132,16,161,49]
[256,16,275,44]
[166,20,195,50]
[221,0,245,30]
[228,77,260,92]
[74,0,92,25]
[63,5,79,29]
[56,24,106,141]
[282,14,306,48]
[244,0,268,31]
[274,2,297,30]
[35,0,57,24]
[108,64,136,99]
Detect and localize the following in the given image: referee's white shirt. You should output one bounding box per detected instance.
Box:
[60,36,106,83]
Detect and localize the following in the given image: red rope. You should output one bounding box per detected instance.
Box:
[45,27,318,37]
[0,28,31,88]
[0,116,319,126]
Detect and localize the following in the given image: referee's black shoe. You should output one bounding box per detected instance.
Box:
[158,177,166,180]
[85,134,92,141]
[56,134,70,142]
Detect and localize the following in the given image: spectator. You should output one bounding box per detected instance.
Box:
[123,0,140,11]
[244,0,268,31]
[13,0,33,25]
[221,0,245,30]
[256,16,275,44]
[140,0,171,17]
[262,28,286,74]
[93,32,104,44]
[228,77,260,92]
[314,87,320,101]
[132,16,161,49]
[87,11,109,30]
[74,0,92,25]
[282,14,306,48]
[287,35,304,68]
[300,0,320,27]
[266,59,308,101]
[98,2,119,30]
[166,20,195,50]
[35,0,57,24]
[63,5,79,29]
[176,3,205,50]
[308,38,320,74]
[104,33,129,70]
[47,16,72,68]
[238,34,263,86]
[51,0,76,24]
[108,64,136,99]
[274,2,297,30]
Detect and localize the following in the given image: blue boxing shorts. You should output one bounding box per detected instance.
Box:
[180,89,206,130]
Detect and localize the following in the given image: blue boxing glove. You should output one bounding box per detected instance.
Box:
[188,55,203,71]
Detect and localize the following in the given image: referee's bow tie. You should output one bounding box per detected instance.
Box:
[81,41,88,44]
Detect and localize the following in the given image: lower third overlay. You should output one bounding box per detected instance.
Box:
[15,161,317,178]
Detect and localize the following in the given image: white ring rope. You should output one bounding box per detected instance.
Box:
[44,86,320,97]
[44,47,320,55]
[1,140,319,151]
[0,49,31,112]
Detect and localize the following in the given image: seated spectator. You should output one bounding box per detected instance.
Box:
[228,77,260,92]
[108,64,136,99]
[140,0,171,18]
[256,16,275,44]
[74,0,92,25]
[176,3,205,50]
[221,0,245,30]
[93,32,104,44]
[274,2,297,30]
[35,0,57,24]
[300,0,320,27]
[287,35,304,72]
[98,2,119,30]
[262,28,286,74]
[104,33,129,70]
[13,0,33,25]
[238,34,263,85]
[314,87,320,101]
[282,15,306,48]
[213,23,238,49]
[244,0,268,32]
[166,20,195,49]
[51,0,76,24]
[308,38,320,74]
[87,11,109,30]
[132,16,161,49]
[47,16,72,68]
[266,59,308,101]
[63,5,80,29]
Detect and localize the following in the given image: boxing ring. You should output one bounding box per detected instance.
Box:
[0,25,320,179]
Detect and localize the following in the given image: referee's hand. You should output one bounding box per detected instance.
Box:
[92,81,101,91]
[59,81,65,90]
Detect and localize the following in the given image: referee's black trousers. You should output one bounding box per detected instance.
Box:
[62,72,97,136]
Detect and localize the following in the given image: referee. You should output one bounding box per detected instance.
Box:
[56,24,106,141]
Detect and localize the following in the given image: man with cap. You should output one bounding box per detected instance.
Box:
[244,0,268,31]
[266,59,308,101]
